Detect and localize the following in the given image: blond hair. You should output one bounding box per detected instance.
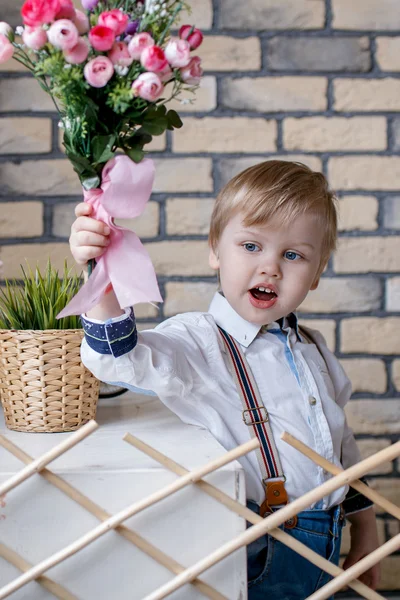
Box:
[209,160,337,275]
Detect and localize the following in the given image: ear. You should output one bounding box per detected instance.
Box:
[209,246,220,271]
[310,276,320,291]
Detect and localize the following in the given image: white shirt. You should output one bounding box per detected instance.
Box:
[81,292,361,508]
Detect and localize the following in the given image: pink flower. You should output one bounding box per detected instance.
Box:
[132,72,163,102]
[64,37,89,64]
[128,32,154,60]
[89,25,115,52]
[164,37,191,68]
[73,9,89,34]
[55,0,75,20]
[0,33,14,63]
[159,62,173,83]
[179,25,203,50]
[108,41,133,67]
[0,22,13,38]
[48,19,78,50]
[21,0,61,27]
[180,56,203,85]
[22,26,48,50]
[98,9,128,36]
[81,0,98,10]
[140,45,167,73]
[84,56,114,87]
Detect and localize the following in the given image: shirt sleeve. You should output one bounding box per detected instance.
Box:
[81,308,137,358]
[309,330,374,515]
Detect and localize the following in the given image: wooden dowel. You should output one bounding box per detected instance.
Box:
[0,420,98,497]
[141,436,400,600]
[282,432,400,519]
[124,433,383,600]
[0,543,78,600]
[307,534,400,600]
[0,436,258,599]
[0,436,226,600]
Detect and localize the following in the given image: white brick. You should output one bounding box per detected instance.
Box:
[164,282,216,316]
[180,0,213,30]
[329,156,400,190]
[173,117,277,153]
[334,237,400,273]
[222,77,327,112]
[299,277,381,313]
[357,439,393,474]
[369,479,400,514]
[393,360,400,391]
[200,36,261,71]
[334,78,400,111]
[168,76,217,113]
[376,37,400,71]
[153,159,213,193]
[341,318,400,354]
[166,198,214,235]
[0,201,43,238]
[0,117,52,154]
[345,400,400,435]
[219,0,325,30]
[283,117,386,152]
[386,277,400,311]
[332,0,400,30]
[338,196,378,231]
[339,359,387,394]
[146,241,212,276]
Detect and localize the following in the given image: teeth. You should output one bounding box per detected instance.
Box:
[256,286,273,293]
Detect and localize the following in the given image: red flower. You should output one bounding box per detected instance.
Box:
[21,0,61,27]
[179,25,203,50]
[89,25,115,52]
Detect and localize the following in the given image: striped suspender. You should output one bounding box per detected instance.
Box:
[218,326,290,518]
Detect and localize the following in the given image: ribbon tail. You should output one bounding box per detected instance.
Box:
[57,260,110,318]
[106,229,163,308]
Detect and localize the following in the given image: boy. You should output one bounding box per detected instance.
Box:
[70,160,379,598]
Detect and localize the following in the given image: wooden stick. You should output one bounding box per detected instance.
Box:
[141,436,400,600]
[0,543,77,600]
[307,534,400,600]
[123,433,383,600]
[0,436,259,599]
[0,420,98,497]
[282,431,400,519]
[0,436,226,600]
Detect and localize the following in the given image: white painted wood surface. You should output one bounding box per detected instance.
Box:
[0,392,247,600]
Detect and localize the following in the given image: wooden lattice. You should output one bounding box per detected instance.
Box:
[0,420,399,600]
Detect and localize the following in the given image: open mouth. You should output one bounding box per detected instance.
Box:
[249,286,277,302]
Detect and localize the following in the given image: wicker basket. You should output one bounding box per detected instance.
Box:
[0,329,100,433]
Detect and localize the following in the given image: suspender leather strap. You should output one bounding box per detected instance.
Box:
[218,326,293,519]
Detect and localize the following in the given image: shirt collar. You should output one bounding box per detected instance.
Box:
[208,292,300,348]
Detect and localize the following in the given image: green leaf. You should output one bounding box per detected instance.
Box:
[92,134,116,165]
[167,110,183,129]
[141,117,168,136]
[125,148,145,163]
[66,153,93,176]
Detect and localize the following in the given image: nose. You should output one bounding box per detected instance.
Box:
[260,253,282,279]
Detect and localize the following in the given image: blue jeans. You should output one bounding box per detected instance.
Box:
[247,501,344,600]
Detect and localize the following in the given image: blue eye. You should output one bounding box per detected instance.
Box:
[285,251,300,261]
[244,243,260,252]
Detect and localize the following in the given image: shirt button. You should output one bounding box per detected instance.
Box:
[309,396,317,406]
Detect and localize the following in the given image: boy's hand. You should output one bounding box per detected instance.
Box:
[343,507,380,590]
[69,202,110,266]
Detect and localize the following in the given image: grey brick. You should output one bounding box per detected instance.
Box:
[1,0,22,28]
[268,37,371,72]
[219,0,324,30]
[382,196,400,229]
[392,117,400,152]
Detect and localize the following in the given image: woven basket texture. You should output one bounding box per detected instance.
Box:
[0,329,99,433]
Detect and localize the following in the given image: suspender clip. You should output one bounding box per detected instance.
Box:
[242,406,268,425]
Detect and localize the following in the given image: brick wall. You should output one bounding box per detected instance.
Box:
[1,0,400,591]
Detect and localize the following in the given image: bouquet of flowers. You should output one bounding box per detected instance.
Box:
[0,0,203,316]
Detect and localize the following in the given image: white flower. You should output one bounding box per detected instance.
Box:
[15,26,24,36]
[115,64,129,76]
[180,98,190,105]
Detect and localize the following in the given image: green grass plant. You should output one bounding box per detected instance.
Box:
[0,261,82,330]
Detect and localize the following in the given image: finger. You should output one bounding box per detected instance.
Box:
[71,230,110,248]
[75,202,91,217]
[73,246,107,265]
[71,216,110,236]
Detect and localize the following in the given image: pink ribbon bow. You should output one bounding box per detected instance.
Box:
[57,155,162,318]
